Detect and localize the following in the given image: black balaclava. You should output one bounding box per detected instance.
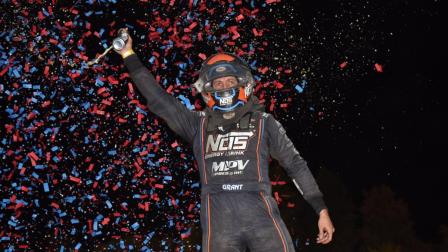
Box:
[205,95,265,132]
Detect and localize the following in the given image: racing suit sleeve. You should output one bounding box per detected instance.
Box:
[123,54,200,144]
[266,114,327,215]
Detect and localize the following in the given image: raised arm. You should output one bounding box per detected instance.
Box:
[116,31,200,143]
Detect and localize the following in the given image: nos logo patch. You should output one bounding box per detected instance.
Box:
[206,131,254,153]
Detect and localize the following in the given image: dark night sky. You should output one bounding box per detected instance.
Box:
[284,0,443,241]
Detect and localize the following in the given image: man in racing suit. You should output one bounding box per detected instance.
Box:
[117,31,335,251]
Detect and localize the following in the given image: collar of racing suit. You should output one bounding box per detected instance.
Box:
[204,96,265,133]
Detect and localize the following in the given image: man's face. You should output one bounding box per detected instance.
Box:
[212,76,238,91]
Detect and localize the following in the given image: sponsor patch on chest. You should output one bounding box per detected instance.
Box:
[211,160,249,176]
[206,131,254,153]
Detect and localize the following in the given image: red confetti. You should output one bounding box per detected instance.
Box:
[107,76,119,85]
[42,100,51,108]
[128,83,134,93]
[49,38,58,45]
[273,80,283,89]
[0,65,10,77]
[374,63,383,72]
[258,66,269,74]
[37,11,45,21]
[69,176,81,184]
[252,28,263,37]
[235,14,244,22]
[188,22,198,30]
[51,202,60,209]
[97,87,107,95]
[181,232,191,239]
[44,66,50,76]
[274,191,282,204]
[137,113,144,124]
[27,152,39,161]
[102,218,110,225]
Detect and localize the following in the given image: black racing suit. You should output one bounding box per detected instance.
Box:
[124,54,327,252]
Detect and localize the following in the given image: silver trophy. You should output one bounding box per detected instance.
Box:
[87,28,129,66]
[112,29,129,51]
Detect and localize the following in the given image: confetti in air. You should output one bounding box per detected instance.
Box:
[1,0,392,250]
